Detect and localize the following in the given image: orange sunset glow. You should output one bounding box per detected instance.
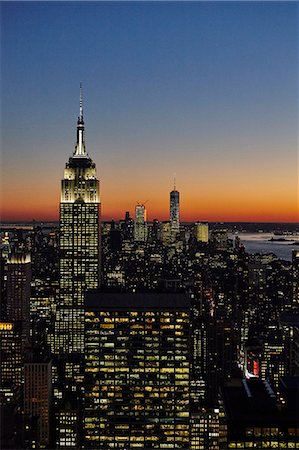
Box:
[1,166,298,223]
[1,1,298,225]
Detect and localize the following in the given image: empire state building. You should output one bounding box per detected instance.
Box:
[55,86,101,355]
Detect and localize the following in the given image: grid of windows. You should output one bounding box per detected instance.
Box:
[6,256,31,345]
[170,189,180,238]
[56,410,78,448]
[0,322,22,403]
[55,158,100,355]
[84,303,190,448]
[24,362,51,446]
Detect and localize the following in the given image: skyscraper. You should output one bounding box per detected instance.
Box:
[134,203,147,242]
[24,361,52,447]
[84,291,191,448]
[170,180,180,240]
[0,321,22,404]
[55,85,101,355]
[6,253,31,323]
[194,222,209,243]
[6,253,31,347]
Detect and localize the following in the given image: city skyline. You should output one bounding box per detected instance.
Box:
[1,1,298,223]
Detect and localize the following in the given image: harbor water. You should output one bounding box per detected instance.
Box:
[231,232,299,262]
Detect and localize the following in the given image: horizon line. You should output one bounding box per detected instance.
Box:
[1,220,299,226]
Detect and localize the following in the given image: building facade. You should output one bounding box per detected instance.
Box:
[24,361,52,447]
[194,222,209,243]
[170,183,180,240]
[221,377,299,449]
[6,253,31,344]
[84,291,191,449]
[55,86,101,355]
[134,204,147,242]
[0,321,22,404]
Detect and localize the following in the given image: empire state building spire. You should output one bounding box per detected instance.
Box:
[79,82,83,122]
[56,85,101,355]
[74,83,86,157]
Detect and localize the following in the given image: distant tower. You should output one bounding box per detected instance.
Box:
[134,203,147,242]
[55,84,101,355]
[195,222,209,243]
[6,253,31,345]
[170,178,180,240]
[161,221,171,246]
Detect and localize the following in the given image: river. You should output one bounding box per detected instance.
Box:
[231,232,299,262]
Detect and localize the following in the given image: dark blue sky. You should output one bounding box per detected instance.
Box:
[1,1,298,221]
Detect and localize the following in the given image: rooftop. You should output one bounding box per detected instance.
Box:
[86,290,191,310]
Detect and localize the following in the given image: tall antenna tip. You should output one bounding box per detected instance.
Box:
[79,83,83,119]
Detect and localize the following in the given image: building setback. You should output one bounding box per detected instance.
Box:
[55,85,101,355]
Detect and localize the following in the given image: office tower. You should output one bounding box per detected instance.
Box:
[292,250,299,306]
[30,283,56,351]
[210,229,229,251]
[6,253,31,345]
[1,231,11,260]
[55,85,100,355]
[109,222,122,253]
[194,222,209,243]
[260,327,285,389]
[190,409,227,450]
[24,361,52,447]
[84,291,191,449]
[0,321,22,404]
[221,378,299,448]
[150,218,160,242]
[161,221,171,246]
[170,180,180,240]
[7,253,31,322]
[192,282,238,408]
[121,211,134,241]
[55,399,79,448]
[134,203,147,242]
